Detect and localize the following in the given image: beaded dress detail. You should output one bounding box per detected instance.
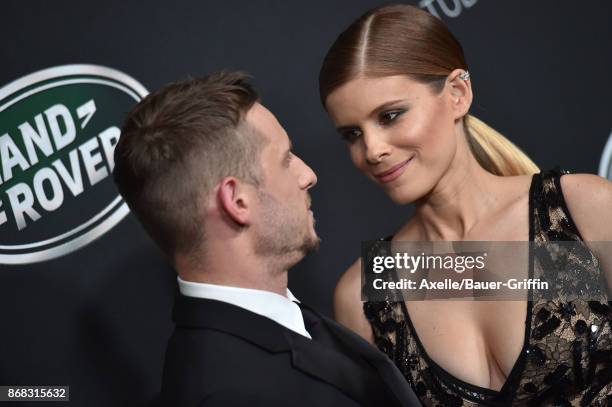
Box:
[363,169,612,406]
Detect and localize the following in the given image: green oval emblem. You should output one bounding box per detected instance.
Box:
[0,64,148,264]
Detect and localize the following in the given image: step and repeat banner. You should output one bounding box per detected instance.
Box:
[1,1,610,406]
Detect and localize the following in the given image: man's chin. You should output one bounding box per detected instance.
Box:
[302,235,321,255]
[284,236,320,270]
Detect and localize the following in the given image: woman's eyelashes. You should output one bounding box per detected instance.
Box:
[378,109,405,126]
[340,128,363,143]
[339,109,406,143]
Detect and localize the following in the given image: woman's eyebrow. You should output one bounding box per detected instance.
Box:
[368,99,408,116]
[335,99,409,131]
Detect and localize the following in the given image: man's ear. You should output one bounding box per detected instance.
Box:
[217,177,251,227]
[447,68,473,119]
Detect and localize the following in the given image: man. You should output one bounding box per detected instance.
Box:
[113,71,420,407]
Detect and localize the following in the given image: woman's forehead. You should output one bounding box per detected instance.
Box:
[326,75,428,122]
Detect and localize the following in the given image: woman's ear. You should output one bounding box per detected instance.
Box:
[217,177,251,226]
[447,68,473,119]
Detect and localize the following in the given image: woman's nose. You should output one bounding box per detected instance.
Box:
[363,131,390,164]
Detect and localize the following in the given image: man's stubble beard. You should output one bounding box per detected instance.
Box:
[253,190,320,265]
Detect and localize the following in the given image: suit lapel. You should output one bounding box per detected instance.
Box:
[299,303,422,407]
[173,294,419,406]
[172,294,291,352]
[285,330,391,406]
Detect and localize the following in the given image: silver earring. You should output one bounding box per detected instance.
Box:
[459,71,470,81]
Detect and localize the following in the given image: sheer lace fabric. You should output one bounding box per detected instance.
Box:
[363,169,612,406]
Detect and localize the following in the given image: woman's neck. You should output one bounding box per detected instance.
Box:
[413,141,505,241]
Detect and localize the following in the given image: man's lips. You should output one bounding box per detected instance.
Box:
[374,157,414,183]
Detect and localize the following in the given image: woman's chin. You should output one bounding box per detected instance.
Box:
[385,188,418,205]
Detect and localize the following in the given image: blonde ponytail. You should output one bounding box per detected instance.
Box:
[464,115,539,176]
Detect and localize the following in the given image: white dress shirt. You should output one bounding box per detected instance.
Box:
[177,276,312,339]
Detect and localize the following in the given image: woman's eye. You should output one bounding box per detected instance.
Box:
[341,129,362,143]
[379,110,404,125]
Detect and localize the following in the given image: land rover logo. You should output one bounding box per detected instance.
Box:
[599,131,612,181]
[0,65,148,264]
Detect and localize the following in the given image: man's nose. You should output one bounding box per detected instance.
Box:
[299,159,317,190]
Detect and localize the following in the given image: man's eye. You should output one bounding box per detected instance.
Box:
[341,129,362,143]
[284,152,293,166]
[379,110,404,125]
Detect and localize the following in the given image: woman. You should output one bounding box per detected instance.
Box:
[319,4,612,406]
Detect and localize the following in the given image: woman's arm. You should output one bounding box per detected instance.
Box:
[334,258,375,344]
[560,173,612,297]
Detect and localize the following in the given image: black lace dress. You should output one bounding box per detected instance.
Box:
[363,169,612,406]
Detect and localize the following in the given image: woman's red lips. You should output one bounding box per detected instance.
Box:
[374,157,414,183]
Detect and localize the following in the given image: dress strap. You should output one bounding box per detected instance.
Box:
[533,166,584,242]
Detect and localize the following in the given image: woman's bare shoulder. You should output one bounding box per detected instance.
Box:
[334,258,374,343]
[499,173,534,202]
[559,173,612,241]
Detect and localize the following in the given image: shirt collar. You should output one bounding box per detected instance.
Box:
[177,276,311,339]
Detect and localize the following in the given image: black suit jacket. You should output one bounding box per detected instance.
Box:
[160,294,421,407]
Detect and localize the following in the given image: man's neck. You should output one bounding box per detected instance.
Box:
[175,236,306,297]
[178,264,289,297]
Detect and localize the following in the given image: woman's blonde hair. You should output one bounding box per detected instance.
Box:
[464,115,539,175]
[319,4,539,176]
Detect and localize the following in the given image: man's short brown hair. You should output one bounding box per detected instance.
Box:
[113,71,264,260]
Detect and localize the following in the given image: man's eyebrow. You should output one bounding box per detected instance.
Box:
[283,140,293,161]
[335,99,408,131]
